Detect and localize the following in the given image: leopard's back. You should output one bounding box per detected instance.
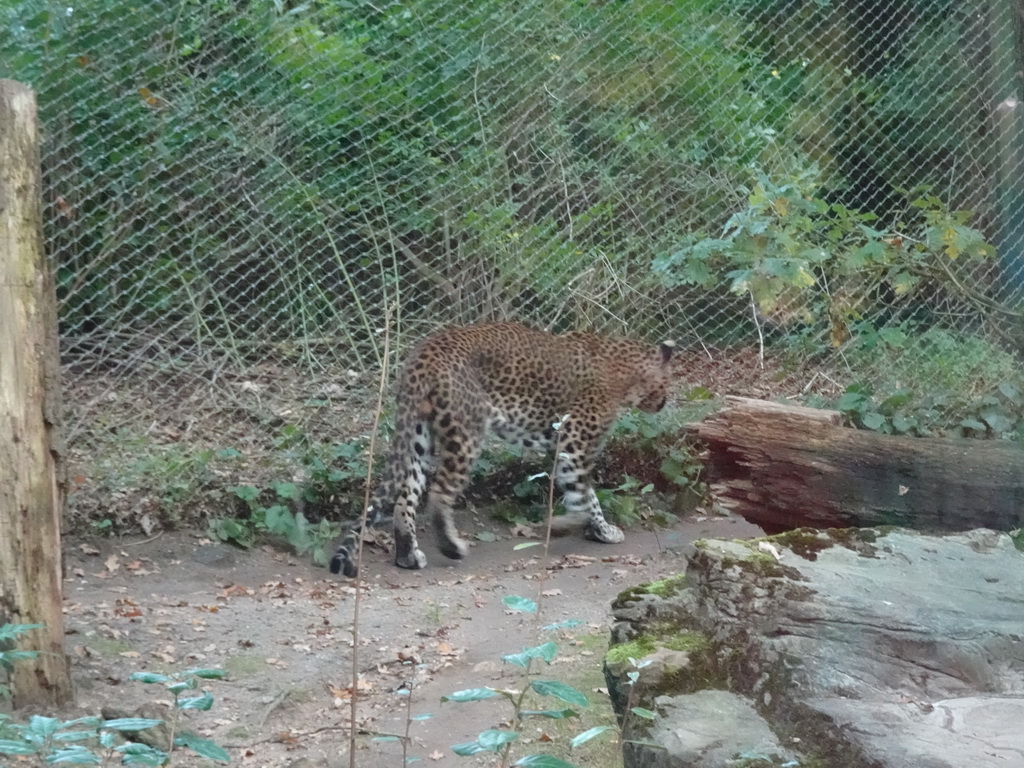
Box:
[397,322,672,431]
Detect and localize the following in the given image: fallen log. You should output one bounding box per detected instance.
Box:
[687,396,1024,533]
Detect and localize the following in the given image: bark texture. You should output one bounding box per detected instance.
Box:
[0,79,73,707]
[689,396,1024,533]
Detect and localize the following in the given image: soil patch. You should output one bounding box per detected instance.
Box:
[58,514,762,767]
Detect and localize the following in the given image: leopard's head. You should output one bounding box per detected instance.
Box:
[629,340,675,413]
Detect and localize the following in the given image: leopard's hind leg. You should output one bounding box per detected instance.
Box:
[426,405,486,563]
[330,405,433,576]
[391,415,434,570]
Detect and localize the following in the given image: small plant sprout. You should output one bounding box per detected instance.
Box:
[128,668,231,762]
[619,657,658,743]
[441,596,599,767]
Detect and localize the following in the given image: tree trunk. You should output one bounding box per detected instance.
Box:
[689,396,1024,533]
[0,79,74,707]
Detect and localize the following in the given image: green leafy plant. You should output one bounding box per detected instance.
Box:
[0,714,170,767]
[596,476,654,529]
[440,596,610,767]
[653,173,998,348]
[128,668,230,763]
[208,432,370,564]
[835,378,1023,439]
[209,481,342,567]
[0,630,229,766]
[608,406,707,498]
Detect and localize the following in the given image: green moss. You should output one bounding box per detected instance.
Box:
[664,632,710,654]
[605,630,709,665]
[764,527,883,561]
[1012,529,1024,552]
[646,574,687,597]
[605,636,658,665]
[612,573,686,610]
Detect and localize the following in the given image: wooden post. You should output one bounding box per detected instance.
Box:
[0,79,74,707]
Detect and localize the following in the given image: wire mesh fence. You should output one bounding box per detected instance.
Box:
[3,0,1023,526]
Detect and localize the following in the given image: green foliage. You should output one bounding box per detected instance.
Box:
[440,595,624,767]
[207,430,370,564]
[653,173,997,346]
[0,0,802,355]
[595,476,653,529]
[0,636,229,766]
[210,482,340,566]
[609,407,706,495]
[836,380,1024,439]
[832,325,1024,439]
[0,623,42,701]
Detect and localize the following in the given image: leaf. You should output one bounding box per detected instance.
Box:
[166,680,197,695]
[274,481,302,500]
[835,392,867,413]
[503,641,558,668]
[184,668,227,680]
[174,732,230,762]
[514,542,541,550]
[129,672,174,685]
[525,641,558,662]
[530,680,588,707]
[27,715,62,736]
[41,745,103,764]
[502,595,538,613]
[228,484,260,502]
[570,725,615,748]
[477,728,519,752]
[0,740,37,755]
[890,412,914,434]
[0,624,43,642]
[520,708,579,719]
[980,410,1014,435]
[264,505,295,535]
[452,741,490,756]
[630,706,658,720]
[441,688,500,703]
[542,619,585,631]
[512,755,581,767]
[178,691,215,711]
[860,411,887,431]
[998,381,1022,405]
[102,718,164,732]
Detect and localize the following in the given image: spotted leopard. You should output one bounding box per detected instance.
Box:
[330,322,675,577]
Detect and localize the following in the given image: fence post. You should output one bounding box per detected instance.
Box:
[0,79,74,707]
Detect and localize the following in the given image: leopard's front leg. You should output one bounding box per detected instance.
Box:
[553,422,624,544]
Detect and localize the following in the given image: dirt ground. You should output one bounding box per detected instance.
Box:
[59,513,763,767]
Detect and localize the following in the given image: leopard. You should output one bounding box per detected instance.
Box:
[330,322,675,578]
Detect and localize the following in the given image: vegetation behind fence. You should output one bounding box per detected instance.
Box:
[3,0,1023,529]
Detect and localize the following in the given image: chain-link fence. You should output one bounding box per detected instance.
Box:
[3,0,1023,527]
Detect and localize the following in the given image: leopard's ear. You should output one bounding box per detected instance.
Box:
[659,340,676,364]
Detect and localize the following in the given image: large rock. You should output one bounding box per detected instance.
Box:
[605,528,1024,768]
